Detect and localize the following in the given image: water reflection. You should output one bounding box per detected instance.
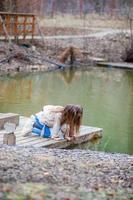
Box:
[59,68,76,84]
[0,79,32,100]
[126,71,133,154]
[0,67,133,154]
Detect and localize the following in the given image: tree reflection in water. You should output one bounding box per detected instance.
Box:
[58,68,76,84]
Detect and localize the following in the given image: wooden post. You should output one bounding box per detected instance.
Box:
[51,0,55,18]
[79,0,83,18]
[0,15,11,45]
[23,16,27,41]
[109,0,116,16]
[0,113,19,130]
[3,132,16,146]
[14,15,18,41]
[32,15,35,41]
[70,47,76,65]
[6,14,10,36]
[2,121,17,146]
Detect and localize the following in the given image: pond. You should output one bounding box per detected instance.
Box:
[0,67,133,154]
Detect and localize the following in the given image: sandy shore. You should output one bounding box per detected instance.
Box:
[0,145,132,200]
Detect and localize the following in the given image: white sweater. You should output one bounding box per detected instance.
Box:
[22,105,65,138]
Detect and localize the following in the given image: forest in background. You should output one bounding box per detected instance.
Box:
[0,0,133,17]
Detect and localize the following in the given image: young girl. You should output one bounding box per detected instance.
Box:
[58,104,83,140]
[22,104,83,140]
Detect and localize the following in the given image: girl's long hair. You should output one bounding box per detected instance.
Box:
[60,104,83,137]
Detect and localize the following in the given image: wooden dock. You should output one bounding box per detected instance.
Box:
[0,115,103,148]
[0,113,19,129]
[97,62,133,70]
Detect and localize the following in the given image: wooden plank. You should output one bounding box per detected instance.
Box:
[23,16,26,40]
[32,16,35,40]
[0,126,102,148]
[15,127,95,144]
[14,15,18,40]
[97,62,133,70]
[0,129,30,140]
[0,125,81,138]
[14,126,89,144]
[16,126,102,148]
[0,113,19,130]
[87,56,107,62]
[0,15,11,42]
[41,129,102,148]
[0,126,87,142]
[0,12,36,17]
[17,136,49,144]
[12,22,33,25]
[22,129,102,148]
[0,13,36,39]
[0,133,49,145]
[5,15,10,35]
[0,114,103,148]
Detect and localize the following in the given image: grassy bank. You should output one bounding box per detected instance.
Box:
[39,14,127,29]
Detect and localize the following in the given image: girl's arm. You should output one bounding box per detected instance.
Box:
[51,113,62,138]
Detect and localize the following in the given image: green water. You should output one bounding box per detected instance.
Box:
[0,67,133,154]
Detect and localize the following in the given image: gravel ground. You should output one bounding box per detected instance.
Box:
[0,145,132,200]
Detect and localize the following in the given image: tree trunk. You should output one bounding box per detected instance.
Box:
[79,0,83,18]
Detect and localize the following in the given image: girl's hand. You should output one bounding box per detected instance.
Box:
[65,136,74,141]
[52,136,62,141]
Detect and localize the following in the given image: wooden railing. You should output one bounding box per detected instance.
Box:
[0,12,36,41]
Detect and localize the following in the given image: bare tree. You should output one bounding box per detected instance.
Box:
[120,7,133,62]
[2,0,16,12]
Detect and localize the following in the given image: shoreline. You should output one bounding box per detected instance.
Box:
[0,27,133,76]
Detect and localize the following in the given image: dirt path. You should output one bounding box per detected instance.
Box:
[41,29,130,39]
[0,28,130,41]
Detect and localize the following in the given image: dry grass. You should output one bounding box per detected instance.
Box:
[38,13,127,30]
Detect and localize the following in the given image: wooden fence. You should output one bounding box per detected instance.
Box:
[0,12,36,41]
